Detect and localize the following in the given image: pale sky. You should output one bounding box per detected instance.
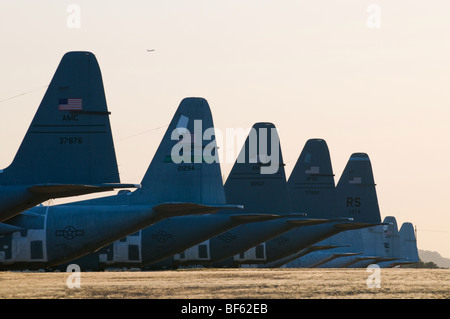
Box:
[0,1,449,259]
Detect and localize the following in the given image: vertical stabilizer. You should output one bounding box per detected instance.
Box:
[224,122,292,214]
[287,139,336,218]
[336,153,381,223]
[399,222,419,263]
[382,216,401,258]
[132,97,226,205]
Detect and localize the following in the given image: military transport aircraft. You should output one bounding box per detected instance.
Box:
[163,127,338,269]
[345,216,400,268]
[0,51,136,228]
[374,219,419,268]
[391,222,419,267]
[332,218,418,268]
[55,123,293,270]
[0,97,239,269]
[283,216,395,268]
[58,122,332,270]
[235,143,387,268]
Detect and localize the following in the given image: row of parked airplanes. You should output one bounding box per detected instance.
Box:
[0,51,419,271]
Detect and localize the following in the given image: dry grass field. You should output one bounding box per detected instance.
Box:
[0,268,449,299]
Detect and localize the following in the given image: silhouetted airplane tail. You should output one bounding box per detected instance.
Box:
[224,122,293,214]
[336,153,382,224]
[0,51,122,187]
[287,138,337,218]
[399,222,419,263]
[382,216,401,258]
[0,51,136,223]
[132,97,231,211]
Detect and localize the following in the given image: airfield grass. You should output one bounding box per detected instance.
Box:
[0,268,448,299]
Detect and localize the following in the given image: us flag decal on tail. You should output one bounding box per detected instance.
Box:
[58,98,82,111]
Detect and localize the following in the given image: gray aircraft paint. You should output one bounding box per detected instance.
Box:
[396,222,420,265]
[0,223,22,236]
[234,143,383,268]
[0,97,238,269]
[343,217,419,268]
[55,114,285,270]
[281,184,409,268]
[0,51,134,223]
[347,217,401,268]
[373,216,402,268]
[325,215,402,268]
[172,126,333,268]
[376,221,419,268]
[287,227,386,269]
[255,138,345,268]
[313,228,382,268]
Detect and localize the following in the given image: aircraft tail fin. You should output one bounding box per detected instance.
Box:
[383,216,399,236]
[224,122,293,214]
[0,51,120,186]
[286,218,334,226]
[336,153,381,223]
[132,97,227,206]
[153,202,242,217]
[399,222,419,262]
[287,138,337,218]
[0,223,22,236]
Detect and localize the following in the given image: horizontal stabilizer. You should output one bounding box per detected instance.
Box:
[28,183,140,197]
[330,217,354,222]
[287,213,308,217]
[153,203,243,216]
[342,256,381,268]
[334,221,386,231]
[286,218,332,227]
[0,223,23,236]
[356,256,379,262]
[376,257,399,263]
[333,252,361,258]
[229,214,282,223]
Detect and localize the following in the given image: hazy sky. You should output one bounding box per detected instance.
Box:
[1,1,449,258]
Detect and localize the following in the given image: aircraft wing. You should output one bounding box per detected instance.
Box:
[286,217,354,227]
[28,183,140,197]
